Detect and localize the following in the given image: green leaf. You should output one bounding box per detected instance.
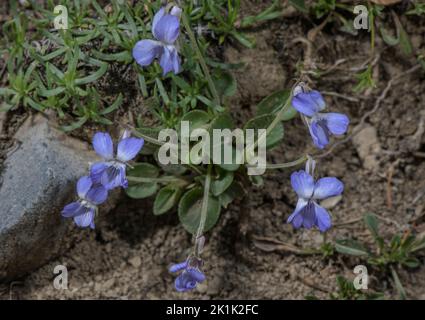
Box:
[155,77,170,105]
[196,95,224,112]
[391,267,407,300]
[138,73,148,97]
[390,234,401,250]
[40,47,67,61]
[379,27,399,46]
[38,87,65,97]
[92,50,132,63]
[402,257,420,269]
[364,214,380,241]
[100,93,122,115]
[209,113,234,131]
[127,163,160,178]
[219,181,245,208]
[75,62,108,85]
[0,102,14,112]
[178,187,221,234]
[411,236,425,253]
[289,0,308,13]
[158,162,187,176]
[47,62,64,79]
[180,110,212,133]
[256,89,297,121]
[406,3,425,16]
[353,65,376,92]
[24,61,38,83]
[25,98,44,111]
[230,31,255,49]
[126,163,159,199]
[154,185,182,215]
[136,127,162,155]
[394,14,412,55]
[211,170,234,196]
[339,19,359,36]
[249,175,264,187]
[400,234,416,251]
[96,117,113,125]
[240,0,282,27]
[61,116,88,132]
[208,113,240,171]
[171,74,191,92]
[0,88,16,96]
[244,114,284,149]
[212,69,237,97]
[335,240,369,256]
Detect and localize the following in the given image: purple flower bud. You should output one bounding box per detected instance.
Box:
[170,6,182,19]
[291,86,349,149]
[169,258,205,292]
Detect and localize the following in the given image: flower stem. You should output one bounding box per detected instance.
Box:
[254,154,308,170]
[127,176,188,184]
[263,93,293,143]
[126,126,164,146]
[125,124,205,176]
[181,12,220,107]
[368,1,375,59]
[195,164,212,247]
[245,90,294,162]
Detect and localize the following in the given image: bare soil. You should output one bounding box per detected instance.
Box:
[1,0,425,299]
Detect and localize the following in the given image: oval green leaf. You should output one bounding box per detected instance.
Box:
[154,185,182,215]
[244,114,284,149]
[180,110,212,134]
[256,89,297,121]
[178,187,221,234]
[126,163,159,199]
[211,170,234,196]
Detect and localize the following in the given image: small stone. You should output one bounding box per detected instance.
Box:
[207,277,222,296]
[94,282,103,292]
[411,35,422,50]
[352,124,381,171]
[196,281,207,294]
[128,256,142,268]
[103,278,115,290]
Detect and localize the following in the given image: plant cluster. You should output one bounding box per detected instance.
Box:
[2,0,423,296]
[51,2,350,292]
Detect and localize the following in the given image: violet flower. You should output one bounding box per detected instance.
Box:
[133,6,182,75]
[90,131,144,190]
[169,260,206,292]
[61,176,108,229]
[287,170,344,232]
[292,85,349,149]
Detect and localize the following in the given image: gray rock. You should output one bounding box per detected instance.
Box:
[0,115,98,282]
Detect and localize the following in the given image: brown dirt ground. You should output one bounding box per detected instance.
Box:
[1,0,425,299]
